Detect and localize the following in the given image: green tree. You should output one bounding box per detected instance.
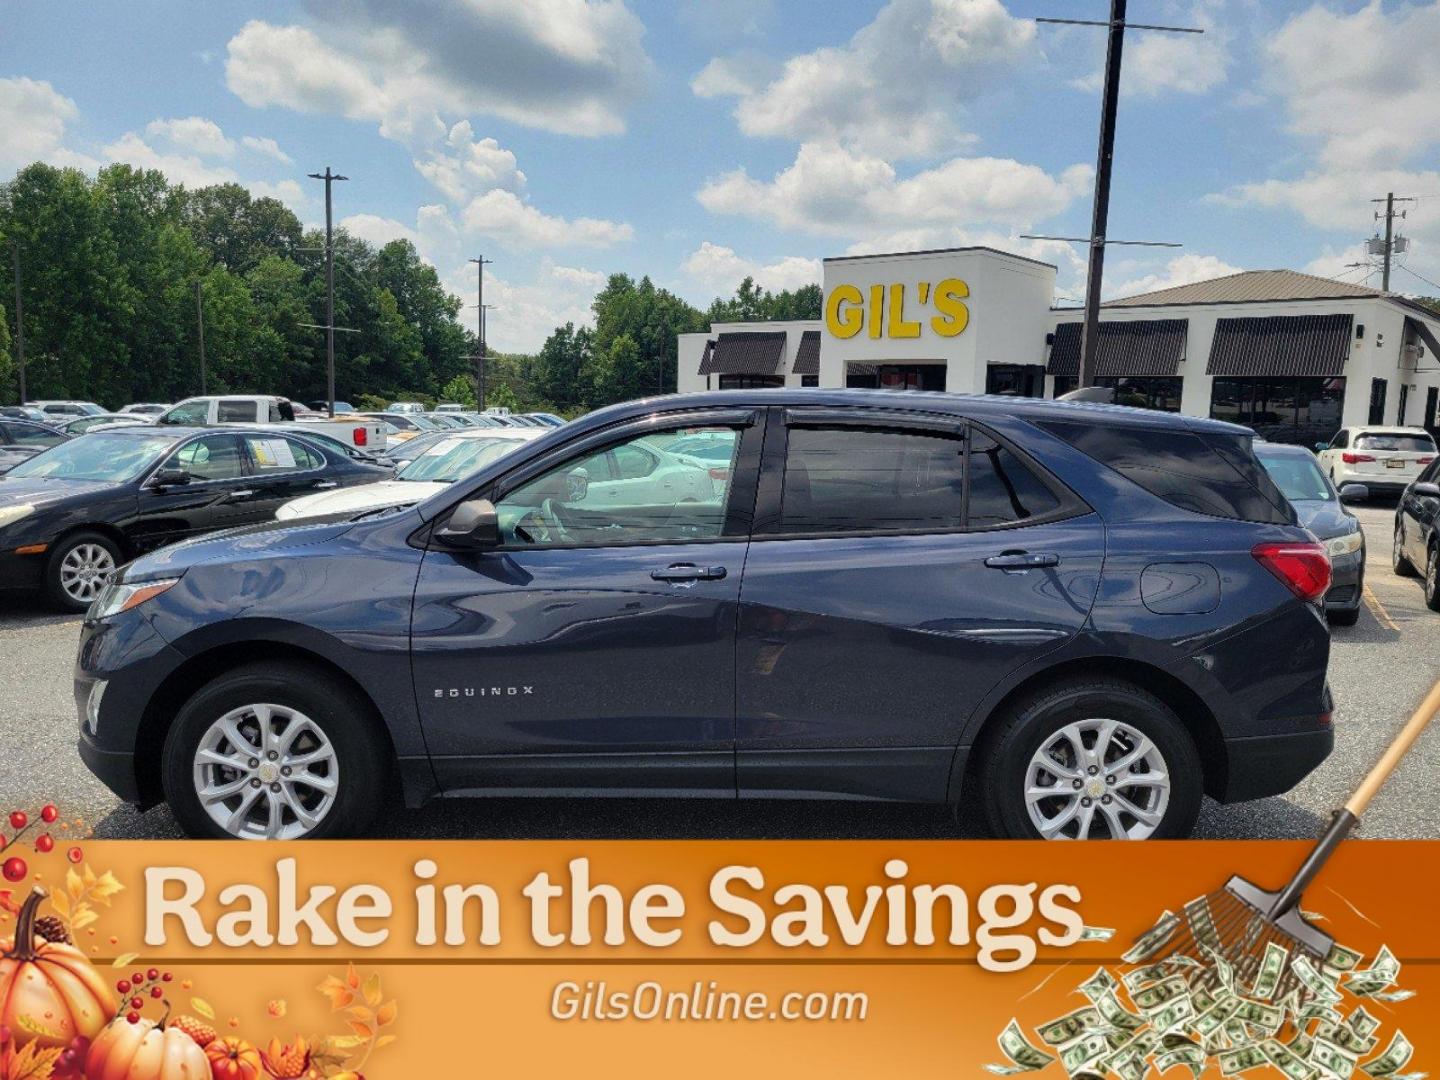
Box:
[586,274,704,407]
[533,322,592,409]
[439,373,475,407]
[183,184,302,275]
[706,276,821,322]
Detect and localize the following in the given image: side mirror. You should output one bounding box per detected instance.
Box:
[437,497,501,548]
[566,467,589,503]
[1338,483,1369,504]
[1412,482,1440,499]
[1314,442,1329,452]
[149,467,190,489]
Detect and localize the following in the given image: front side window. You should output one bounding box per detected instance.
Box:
[494,426,741,546]
[169,435,245,481]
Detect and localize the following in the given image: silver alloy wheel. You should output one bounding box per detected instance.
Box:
[1428,549,1438,603]
[1024,718,1171,840]
[192,703,339,839]
[59,543,115,603]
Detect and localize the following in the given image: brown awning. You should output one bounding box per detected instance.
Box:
[1047,319,1188,377]
[698,331,786,376]
[1206,314,1352,376]
[792,330,821,375]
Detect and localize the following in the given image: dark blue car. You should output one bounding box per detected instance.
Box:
[73,391,1334,841]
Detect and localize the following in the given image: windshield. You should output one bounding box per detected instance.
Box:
[6,433,176,482]
[397,437,524,483]
[1355,433,1435,453]
[1258,452,1332,502]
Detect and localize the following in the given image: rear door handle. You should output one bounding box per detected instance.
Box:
[651,564,727,582]
[984,551,1059,570]
[224,489,256,502]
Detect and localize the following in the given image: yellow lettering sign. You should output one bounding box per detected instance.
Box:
[825,284,864,339]
[887,283,921,339]
[930,278,970,338]
[823,279,970,340]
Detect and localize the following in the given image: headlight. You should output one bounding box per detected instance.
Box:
[0,504,35,530]
[1326,532,1363,558]
[87,577,180,620]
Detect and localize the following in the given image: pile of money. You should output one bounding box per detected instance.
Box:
[986,908,1421,1080]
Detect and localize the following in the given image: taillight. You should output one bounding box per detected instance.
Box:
[1419,456,1435,465]
[354,427,368,447]
[1252,541,1331,603]
[1341,452,1374,464]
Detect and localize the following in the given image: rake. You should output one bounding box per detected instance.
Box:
[1130,678,1440,1004]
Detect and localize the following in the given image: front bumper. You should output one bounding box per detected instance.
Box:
[1325,548,1364,612]
[0,549,45,591]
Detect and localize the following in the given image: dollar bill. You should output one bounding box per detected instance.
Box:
[1123,963,1172,993]
[1319,1021,1379,1058]
[1156,1045,1206,1078]
[1037,1007,1104,1047]
[1366,990,1415,1004]
[1080,925,1117,942]
[1288,1032,1315,1060]
[1313,1037,1360,1080]
[1194,998,1242,1039]
[1060,1033,1112,1075]
[1325,943,1364,973]
[1203,944,1237,993]
[1095,990,1147,1033]
[1345,947,1400,996]
[1293,955,1345,1006]
[1232,999,1284,1034]
[1349,1007,1382,1039]
[1219,1044,1269,1076]
[1361,1032,1413,1078]
[1132,975,1189,1014]
[1079,967,1119,1003]
[1150,995,1196,1034]
[1263,1038,1320,1080]
[1123,911,1180,965]
[991,1019,1057,1074]
[1252,941,1290,1001]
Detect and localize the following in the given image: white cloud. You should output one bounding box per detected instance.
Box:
[1072,1,1230,97]
[681,241,821,295]
[241,135,292,164]
[101,131,238,189]
[698,141,1091,240]
[145,116,236,158]
[461,189,632,249]
[414,120,526,202]
[694,0,1034,159]
[439,256,605,352]
[0,77,97,174]
[551,264,608,289]
[339,213,420,248]
[224,3,651,140]
[1109,253,1246,299]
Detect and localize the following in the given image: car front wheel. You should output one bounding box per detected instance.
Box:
[1394,524,1418,577]
[1427,546,1440,613]
[161,661,390,839]
[978,678,1203,840]
[45,531,121,612]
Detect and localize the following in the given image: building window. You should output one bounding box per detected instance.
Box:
[845,364,946,391]
[1052,376,1182,412]
[800,375,819,388]
[1369,378,1387,425]
[986,364,1046,398]
[1208,377,1346,445]
[718,374,784,389]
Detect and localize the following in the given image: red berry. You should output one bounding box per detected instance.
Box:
[40,805,58,824]
[116,980,130,994]
[161,972,173,982]
[150,986,163,999]
[132,972,143,985]
[66,846,83,864]
[130,996,143,1010]
[0,835,6,850]
[2,857,27,882]
[9,811,27,831]
[126,1012,140,1024]
[147,967,159,981]
[35,835,54,853]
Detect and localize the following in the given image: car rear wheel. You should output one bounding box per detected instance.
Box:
[1426,546,1440,613]
[1394,524,1418,577]
[978,678,1203,840]
[45,531,121,612]
[161,661,389,839]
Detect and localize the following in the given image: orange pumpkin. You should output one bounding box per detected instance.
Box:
[0,888,115,1049]
[86,1014,210,1080]
[206,1035,265,1080]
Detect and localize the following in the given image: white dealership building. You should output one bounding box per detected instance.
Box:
[677,246,1440,444]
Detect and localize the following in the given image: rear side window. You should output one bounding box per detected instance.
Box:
[1038,420,1292,524]
[1355,432,1435,452]
[778,425,1062,534]
[269,400,296,422]
[217,399,255,422]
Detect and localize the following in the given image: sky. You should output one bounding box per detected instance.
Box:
[4,0,1440,352]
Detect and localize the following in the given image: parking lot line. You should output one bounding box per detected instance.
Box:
[1363,583,1399,631]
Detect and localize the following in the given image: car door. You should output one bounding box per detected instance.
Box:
[410,409,762,797]
[131,433,254,550]
[1401,459,1440,565]
[237,434,343,517]
[1320,429,1346,478]
[733,408,1105,803]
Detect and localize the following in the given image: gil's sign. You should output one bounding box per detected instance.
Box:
[824,279,970,341]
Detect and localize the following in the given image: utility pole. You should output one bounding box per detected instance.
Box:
[1371,193,1416,292]
[10,244,24,404]
[195,279,207,395]
[1036,4,1202,387]
[307,167,349,416]
[469,256,492,410]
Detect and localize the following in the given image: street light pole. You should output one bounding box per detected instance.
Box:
[469,256,492,410]
[195,279,207,395]
[307,167,349,417]
[11,244,25,404]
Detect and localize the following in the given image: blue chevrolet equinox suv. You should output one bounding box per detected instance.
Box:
[74,390,1334,840]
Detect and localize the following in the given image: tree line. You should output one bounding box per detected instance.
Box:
[0,162,821,415]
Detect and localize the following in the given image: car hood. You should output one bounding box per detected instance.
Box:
[275,479,447,520]
[0,475,119,509]
[1292,500,1356,540]
[124,515,362,581]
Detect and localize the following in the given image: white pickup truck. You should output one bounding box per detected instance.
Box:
[154,396,387,450]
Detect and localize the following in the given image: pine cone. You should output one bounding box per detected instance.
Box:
[33,914,70,944]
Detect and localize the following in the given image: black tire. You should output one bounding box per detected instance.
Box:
[1393,524,1418,578]
[161,661,390,839]
[977,678,1203,840]
[44,530,122,612]
[1327,607,1360,627]
[1426,546,1440,613]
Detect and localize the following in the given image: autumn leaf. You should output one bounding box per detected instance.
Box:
[375,1000,397,1027]
[361,972,382,1007]
[70,908,98,932]
[191,997,216,1020]
[345,962,360,990]
[90,870,124,905]
[47,892,68,919]
[375,1034,398,1050]
[111,952,138,968]
[65,868,83,902]
[4,1041,63,1080]
[346,1020,373,1040]
[317,975,354,1011]
[15,1013,65,1040]
[345,1006,373,1024]
[324,1035,366,1052]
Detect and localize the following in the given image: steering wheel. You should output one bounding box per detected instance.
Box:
[514,499,572,544]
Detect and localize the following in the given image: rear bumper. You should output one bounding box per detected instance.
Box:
[1334,472,1411,495]
[1217,725,1335,803]
[1326,550,1364,612]
[76,735,142,804]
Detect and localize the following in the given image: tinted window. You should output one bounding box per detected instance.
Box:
[611,444,657,480]
[268,400,295,422]
[159,400,208,425]
[1355,432,1436,452]
[1039,420,1291,524]
[1257,452,1332,502]
[217,400,256,422]
[4,422,65,447]
[170,435,245,481]
[967,432,1061,527]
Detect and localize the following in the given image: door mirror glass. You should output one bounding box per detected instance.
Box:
[1412,482,1440,498]
[150,467,190,488]
[1314,442,1329,452]
[1338,483,1369,503]
[437,498,501,548]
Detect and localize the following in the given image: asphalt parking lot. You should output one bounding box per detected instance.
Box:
[2,499,1438,841]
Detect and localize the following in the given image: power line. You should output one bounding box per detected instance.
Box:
[1397,263,1440,296]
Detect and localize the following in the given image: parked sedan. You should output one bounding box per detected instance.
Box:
[1255,442,1366,625]
[119,403,170,416]
[0,419,70,472]
[54,414,151,435]
[276,428,542,520]
[0,426,390,610]
[1318,426,1437,498]
[1392,457,1440,610]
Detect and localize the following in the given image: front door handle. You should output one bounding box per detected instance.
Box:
[984,551,1060,570]
[313,480,339,490]
[224,489,256,502]
[651,564,727,582]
